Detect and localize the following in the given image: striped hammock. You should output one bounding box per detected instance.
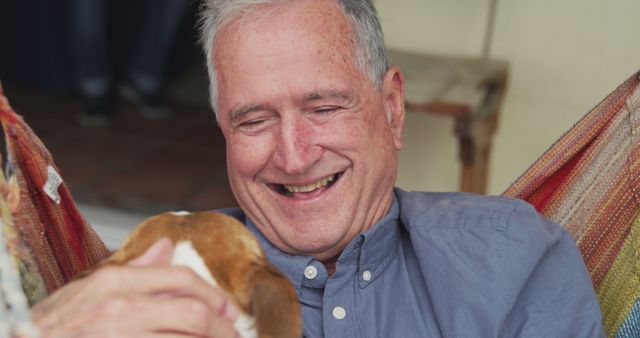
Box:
[0,83,109,337]
[504,72,640,337]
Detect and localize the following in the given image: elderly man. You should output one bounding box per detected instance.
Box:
[32,0,604,337]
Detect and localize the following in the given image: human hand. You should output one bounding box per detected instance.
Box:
[31,238,241,338]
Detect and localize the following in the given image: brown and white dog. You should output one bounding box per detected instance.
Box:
[100,211,301,338]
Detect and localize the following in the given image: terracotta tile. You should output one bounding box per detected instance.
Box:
[98,167,194,206]
[139,148,227,179]
[185,181,238,211]
[1,83,233,215]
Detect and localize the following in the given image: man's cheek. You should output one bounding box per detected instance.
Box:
[230,135,271,160]
[229,153,260,175]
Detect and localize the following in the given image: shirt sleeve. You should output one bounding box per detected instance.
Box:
[498,200,605,338]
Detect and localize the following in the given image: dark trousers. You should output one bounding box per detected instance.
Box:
[67,0,187,97]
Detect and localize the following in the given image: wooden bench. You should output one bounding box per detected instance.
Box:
[389,49,509,194]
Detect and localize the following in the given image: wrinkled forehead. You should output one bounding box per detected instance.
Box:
[213,0,357,67]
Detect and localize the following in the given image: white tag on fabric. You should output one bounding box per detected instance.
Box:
[43,165,63,204]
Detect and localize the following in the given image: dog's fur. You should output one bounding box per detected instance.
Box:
[100,211,301,338]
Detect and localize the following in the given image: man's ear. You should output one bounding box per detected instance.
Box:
[382,66,405,150]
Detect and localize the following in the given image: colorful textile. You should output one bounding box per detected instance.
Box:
[504,72,640,337]
[0,172,37,338]
[0,83,110,306]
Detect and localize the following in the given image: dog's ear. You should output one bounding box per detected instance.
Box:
[249,264,302,338]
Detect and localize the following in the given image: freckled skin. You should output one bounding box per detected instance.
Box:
[214,0,406,261]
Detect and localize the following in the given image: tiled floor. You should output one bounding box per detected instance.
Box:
[78,203,148,250]
[1,80,238,218]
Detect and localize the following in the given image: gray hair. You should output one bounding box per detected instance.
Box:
[198,0,388,119]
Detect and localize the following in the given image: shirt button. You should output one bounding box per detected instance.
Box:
[304,265,318,280]
[332,306,346,320]
[362,270,372,281]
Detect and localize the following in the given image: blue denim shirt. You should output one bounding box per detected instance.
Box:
[222,188,604,337]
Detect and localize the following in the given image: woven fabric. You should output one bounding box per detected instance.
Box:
[504,72,640,337]
[0,177,38,337]
[0,83,110,306]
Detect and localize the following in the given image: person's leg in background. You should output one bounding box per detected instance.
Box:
[120,0,188,120]
[67,0,113,126]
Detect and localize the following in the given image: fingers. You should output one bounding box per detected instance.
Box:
[39,295,240,338]
[98,296,239,337]
[90,264,234,316]
[124,236,234,315]
[32,236,243,338]
[140,297,240,338]
[33,263,241,338]
[128,237,174,267]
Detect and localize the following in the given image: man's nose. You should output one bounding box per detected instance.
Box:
[272,117,322,174]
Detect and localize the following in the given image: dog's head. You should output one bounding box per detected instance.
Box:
[97,211,302,338]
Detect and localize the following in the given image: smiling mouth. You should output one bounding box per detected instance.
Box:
[273,172,342,197]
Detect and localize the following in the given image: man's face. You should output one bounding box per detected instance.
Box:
[214,0,405,261]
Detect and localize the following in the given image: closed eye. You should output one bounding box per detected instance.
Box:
[239,119,265,127]
[236,118,273,133]
[314,106,340,114]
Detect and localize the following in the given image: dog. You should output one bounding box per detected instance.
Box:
[100,211,302,338]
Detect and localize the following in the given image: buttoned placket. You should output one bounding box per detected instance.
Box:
[321,236,364,338]
[242,197,401,338]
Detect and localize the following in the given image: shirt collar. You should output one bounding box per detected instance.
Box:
[245,219,314,291]
[245,193,402,289]
[356,196,401,285]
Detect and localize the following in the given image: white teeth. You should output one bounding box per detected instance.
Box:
[284,175,335,193]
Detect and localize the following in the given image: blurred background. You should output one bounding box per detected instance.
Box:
[381,0,640,195]
[0,0,639,248]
